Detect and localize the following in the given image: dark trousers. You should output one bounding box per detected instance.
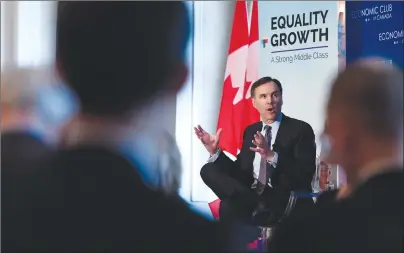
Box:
[201,163,273,222]
[200,162,314,224]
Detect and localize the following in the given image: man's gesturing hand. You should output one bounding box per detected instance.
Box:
[194,125,222,156]
[250,131,274,160]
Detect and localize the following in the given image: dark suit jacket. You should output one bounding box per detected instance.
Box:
[1,131,53,251]
[10,146,239,252]
[315,189,339,206]
[268,169,404,252]
[214,113,317,197]
[1,130,52,180]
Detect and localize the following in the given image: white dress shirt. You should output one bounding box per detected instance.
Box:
[208,113,282,188]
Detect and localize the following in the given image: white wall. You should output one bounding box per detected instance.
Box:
[1,1,56,70]
[1,1,5,70]
[1,1,18,70]
[177,1,236,202]
[16,1,56,68]
[176,1,194,201]
[258,1,339,143]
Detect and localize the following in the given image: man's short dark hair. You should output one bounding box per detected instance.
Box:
[250,76,283,98]
[56,2,190,116]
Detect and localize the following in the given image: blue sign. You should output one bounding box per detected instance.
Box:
[346,2,404,69]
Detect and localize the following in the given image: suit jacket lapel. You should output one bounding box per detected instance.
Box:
[273,113,289,153]
[252,121,263,135]
[245,122,262,163]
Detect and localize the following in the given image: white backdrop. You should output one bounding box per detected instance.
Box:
[259,1,339,142]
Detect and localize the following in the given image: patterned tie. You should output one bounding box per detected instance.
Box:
[256,125,272,194]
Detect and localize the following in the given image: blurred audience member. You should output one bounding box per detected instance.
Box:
[8,2,241,252]
[312,158,333,193]
[0,66,69,183]
[2,66,50,135]
[268,58,403,252]
[1,66,77,144]
[318,161,332,191]
[1,66,76,250]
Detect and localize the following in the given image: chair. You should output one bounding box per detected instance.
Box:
[257,191,297,252]
[257,191,319,252]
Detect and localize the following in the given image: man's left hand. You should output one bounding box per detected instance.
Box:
[250,131,274,160]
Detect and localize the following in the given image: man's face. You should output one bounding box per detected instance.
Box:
[252,81,283,122]
[319,163,331,182]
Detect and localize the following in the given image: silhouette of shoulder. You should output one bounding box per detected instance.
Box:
[26,146,227,252]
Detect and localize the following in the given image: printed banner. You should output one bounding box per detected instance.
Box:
[258,1,339,145]
[346,2,404,69]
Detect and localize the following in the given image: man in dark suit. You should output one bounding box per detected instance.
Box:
[268,59,403,252]
[195,77,316,225]
[6,2,245,252]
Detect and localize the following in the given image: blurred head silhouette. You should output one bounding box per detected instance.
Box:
[1,67,43,130]
[323,58,403,184]
[1,66,75,143]
[55,2,191,194]
[55,2,190,118]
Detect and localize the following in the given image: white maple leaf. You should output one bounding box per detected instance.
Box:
[224,45,249,105]
[245,40,260,99]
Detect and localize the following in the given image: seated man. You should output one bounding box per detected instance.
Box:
[195,77,317,225]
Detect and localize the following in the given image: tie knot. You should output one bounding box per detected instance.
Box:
[264,125,271,131]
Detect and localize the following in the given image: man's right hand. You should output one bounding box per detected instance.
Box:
[194,125,222,156]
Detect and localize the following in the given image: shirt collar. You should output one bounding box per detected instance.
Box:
[262,113,282,129]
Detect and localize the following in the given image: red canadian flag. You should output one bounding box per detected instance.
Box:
[243,0,260,127]
[215,0,250,158]
[208,0,261,220]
